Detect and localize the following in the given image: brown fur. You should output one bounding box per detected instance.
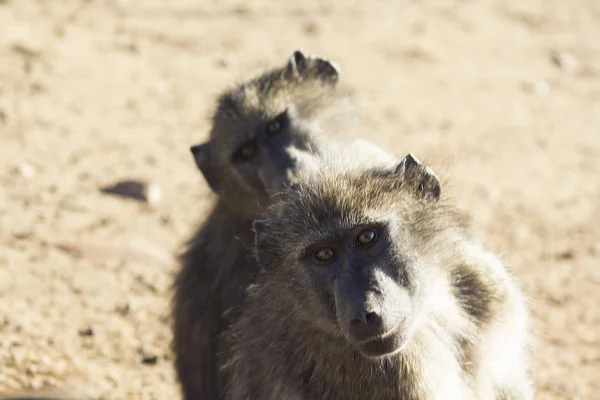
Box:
[172,51,363,400]
[225,155,533,400]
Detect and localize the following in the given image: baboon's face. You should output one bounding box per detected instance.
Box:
[299,221,419,358]
[202,103,318,203]
[254,154,443,359]
[190,50,341,217]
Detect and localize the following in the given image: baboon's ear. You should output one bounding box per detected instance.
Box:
[285,50,340,85]
[394,154,441,202]
[190,143,221,193]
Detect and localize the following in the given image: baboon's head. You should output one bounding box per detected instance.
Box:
[191,50,347,217]
[254,154,447,358]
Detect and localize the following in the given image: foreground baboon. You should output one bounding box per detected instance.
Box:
[172,50,373,400]
[225,154,533,400]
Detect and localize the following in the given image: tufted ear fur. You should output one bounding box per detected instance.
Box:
[190,142,222,193]
[285,50,340,85]
[393,153,441,202]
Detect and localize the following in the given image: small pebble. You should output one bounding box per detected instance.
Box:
[16,163,36,179]
[556,249,575,260]
[142,354,158,365]
[550,50,579,73]
[140,347,158,365]
[146,183,162,205]
[78,326,95,337]
[522,79,551,97]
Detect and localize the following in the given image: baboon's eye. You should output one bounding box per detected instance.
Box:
[233,142,256,162]
[265,111,287,135]
[314,247,336,263]
[356,229,378,247]
[266,119,282,135]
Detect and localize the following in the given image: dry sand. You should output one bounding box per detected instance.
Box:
[1,0,599,398]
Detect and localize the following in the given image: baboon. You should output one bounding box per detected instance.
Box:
[225,154,533,400]
[172,50,375,400]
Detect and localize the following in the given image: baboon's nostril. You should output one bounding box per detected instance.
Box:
[365,312,378,323]
[350,312,380,327]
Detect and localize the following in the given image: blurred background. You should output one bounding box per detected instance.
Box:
[0,0,599,398]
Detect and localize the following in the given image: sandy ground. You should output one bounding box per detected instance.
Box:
[0,0,599,398]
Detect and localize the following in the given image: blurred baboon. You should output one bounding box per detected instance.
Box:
[172,50,372,400]
[226,154,533,400]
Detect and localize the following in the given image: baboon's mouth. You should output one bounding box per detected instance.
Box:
[353,321,408,358]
